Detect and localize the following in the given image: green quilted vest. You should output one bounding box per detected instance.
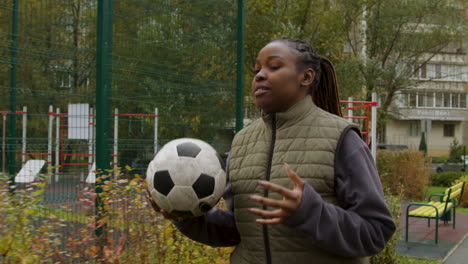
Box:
[228,95,368,264]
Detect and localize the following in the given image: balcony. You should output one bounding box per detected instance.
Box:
[391,107,467,121]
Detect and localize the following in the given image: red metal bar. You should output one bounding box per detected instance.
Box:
[343,116,368,120]
[110,154,118,157]
[48,112,68,117]
[0,110,27,114]
[113,113,159,117]
[345,104,374,110]
[63,153,95,156]
[62,163,93,166]
[340,101,378,106]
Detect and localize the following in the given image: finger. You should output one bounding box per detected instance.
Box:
[256,218,284,225]
[257,181,296,200]
[284,163,304,187]
[248,208,286,218]
[249,195,295,210]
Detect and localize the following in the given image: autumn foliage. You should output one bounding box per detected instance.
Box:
[0,174,232,264]
[376,150,431,201]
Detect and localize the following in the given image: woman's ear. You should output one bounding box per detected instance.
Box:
[301,69,315,88]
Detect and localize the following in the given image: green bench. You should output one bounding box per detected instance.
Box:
[405,181,465,244]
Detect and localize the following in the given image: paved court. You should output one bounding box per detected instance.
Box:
[397,204,468,260]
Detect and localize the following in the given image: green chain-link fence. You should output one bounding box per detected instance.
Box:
[1,0,242,257]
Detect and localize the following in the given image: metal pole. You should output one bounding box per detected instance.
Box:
[48,105,53,177]
[371,92,377,160]
[55,108,60,179]
[113,108,118,173]
[154,108,158,154]
[21,106,27,167]
[235,0,245,133]
[2,114,6,173]
[8,0,19,185]
[88,107,94,173]
[347,97,353,122]
[95,0,113,239]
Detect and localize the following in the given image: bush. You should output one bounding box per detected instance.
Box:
[0,172,232,263]
[370,190,401,264]
[377,150,431,201]
[452,175,468,207]
[430,171,465,187]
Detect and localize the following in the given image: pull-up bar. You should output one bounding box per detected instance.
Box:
[340,92,378,160]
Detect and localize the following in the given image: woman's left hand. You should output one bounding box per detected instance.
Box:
[248,163,305,224]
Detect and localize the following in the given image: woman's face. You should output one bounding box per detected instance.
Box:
[252,41,313,113]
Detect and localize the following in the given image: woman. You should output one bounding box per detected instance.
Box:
[149,38,396,264]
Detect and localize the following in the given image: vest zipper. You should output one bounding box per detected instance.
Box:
[263,114,276,264]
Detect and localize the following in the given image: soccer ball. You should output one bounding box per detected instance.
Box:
[146,138,226,217]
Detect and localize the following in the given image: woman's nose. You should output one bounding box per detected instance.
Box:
[255,70,266,81]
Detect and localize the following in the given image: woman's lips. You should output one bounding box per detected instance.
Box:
[254,87,270,97]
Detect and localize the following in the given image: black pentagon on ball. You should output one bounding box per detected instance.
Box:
[192,173,215,199]
[153,170,174,196]
[176,142,202,158]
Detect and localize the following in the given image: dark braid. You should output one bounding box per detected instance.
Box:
[273,37,343,117]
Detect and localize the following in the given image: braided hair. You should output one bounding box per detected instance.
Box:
[272,38,343,117]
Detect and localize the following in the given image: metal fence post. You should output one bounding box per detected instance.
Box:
[95,0,113,239]
[8,0,19,187]
[235,0,245,133]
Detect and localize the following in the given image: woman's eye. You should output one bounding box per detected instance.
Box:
[252,69,260,74]
[270,65,280,70]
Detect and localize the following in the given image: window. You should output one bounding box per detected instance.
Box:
[453,93,460,108]
[435,93,443,107]
[461,94,467,108]
[412,64,427,79]
[443,93,450,107]
[417,93,425,107]
[408,122,421,137]
[443,124,455,137]
[409,93,416,107]
[420,63,427,79]
[435,64,442,79]
[426,92,434,107]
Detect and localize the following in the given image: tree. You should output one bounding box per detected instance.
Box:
[339,0,468,141]
[244,0,363,115]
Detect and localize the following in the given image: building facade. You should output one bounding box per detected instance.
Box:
[386,40,468,156]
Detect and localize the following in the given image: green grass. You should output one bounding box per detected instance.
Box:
[426,186,446,197]
[396,254,440,264]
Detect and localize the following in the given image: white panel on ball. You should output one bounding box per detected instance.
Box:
[169,186,199,211]
[168,158,201,186]
[146,138,226,217]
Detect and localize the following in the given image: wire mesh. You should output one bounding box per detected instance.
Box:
[1,1,238,261]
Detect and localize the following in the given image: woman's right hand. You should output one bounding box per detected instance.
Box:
[146,189,186,222]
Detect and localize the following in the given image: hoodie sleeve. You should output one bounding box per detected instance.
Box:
[282,128,396,257]
[172,157,240,247]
